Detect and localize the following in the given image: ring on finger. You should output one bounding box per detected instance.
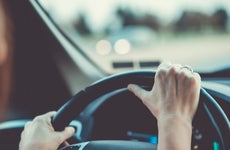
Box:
[181,65,193,73]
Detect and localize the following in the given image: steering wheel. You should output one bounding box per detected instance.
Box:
[52,71,229,150]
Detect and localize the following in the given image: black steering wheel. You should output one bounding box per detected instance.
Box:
[52,71,229,150]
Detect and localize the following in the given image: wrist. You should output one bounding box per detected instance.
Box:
[157,114,192,130]
[157,115,193,150]
[20,142,55,150]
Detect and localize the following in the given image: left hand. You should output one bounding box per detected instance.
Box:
[19,111,75,150]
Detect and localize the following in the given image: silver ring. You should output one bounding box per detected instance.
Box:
[181,65,193,73]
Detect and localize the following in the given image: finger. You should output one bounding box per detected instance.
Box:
[62,141,70,146]
[192,72,201,85]
[57,126,75,143]
[24,121,32,128]
[177,69,191,96]
[181,65,193,73]
[34,111,56,120]
[43,111,57,123]
[44,111,57,117]
[179,65,194,77]
[46,111,56,122]
[32,111,56,127]
[21,121,32,140]
[157,61,172,71]
[191,72,201,98]
[177,67,193,81]
[20,130,25,139]
[174,63,182,69]
[155,62,174,82]
[128,84,149,101]
[167,66,180,97]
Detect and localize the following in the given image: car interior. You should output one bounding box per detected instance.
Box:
[0,0,229,150]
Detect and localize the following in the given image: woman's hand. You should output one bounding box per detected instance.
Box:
[19,111,75,150]
[128,62,201,150]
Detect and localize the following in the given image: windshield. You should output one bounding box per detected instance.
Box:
[37,0,230,75]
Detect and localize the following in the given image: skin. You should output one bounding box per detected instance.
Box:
[128,62,201,150]
[0,0,12,121]
[0,1,75,148]
[0,0,201,149]
[19,62,200,150]
[19,111,75,150]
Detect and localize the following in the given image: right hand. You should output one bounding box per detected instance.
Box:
[128,62,201,125]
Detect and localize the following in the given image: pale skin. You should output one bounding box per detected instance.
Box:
[19,62,201,150]
[128,62,201,150]
[19,111,75,150]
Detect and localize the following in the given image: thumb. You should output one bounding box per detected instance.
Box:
[128,84,148,101]
[57,126,75,143]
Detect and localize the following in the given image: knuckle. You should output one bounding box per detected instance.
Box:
[189,76,200,88]
[194,72,201,82]
[169,66,177,75]
[186,78,194,88]
[177,71,187,80]
[156,69,167,79]
[189,76,196,84]
[167,66,178,77]
[24,121,31,128]
[33,116,44,123]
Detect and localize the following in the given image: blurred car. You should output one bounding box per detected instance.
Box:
[0,0,229,149]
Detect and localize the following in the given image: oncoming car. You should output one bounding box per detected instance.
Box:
[0,0,229,149]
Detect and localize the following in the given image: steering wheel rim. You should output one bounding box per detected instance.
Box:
[52,70,229,150]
